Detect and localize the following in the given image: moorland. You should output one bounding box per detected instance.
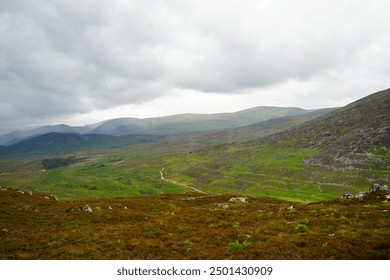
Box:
[0,88,389,259]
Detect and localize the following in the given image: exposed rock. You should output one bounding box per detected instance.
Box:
[44,194,58,200]
[182,197,196,201]
[108,206,112,210]
[342,193,354,199]
[17,191,25,194]
[342,184,390,200]
[369,184,389,192]
[82,205,93,212]
[229,197,247,203]
[287,205,295,211]
[215,203,229,209]
[28,191,33,196]
[355,192,365,199]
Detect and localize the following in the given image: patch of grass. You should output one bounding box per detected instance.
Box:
[294,220,309,233]
[228,240,251,251]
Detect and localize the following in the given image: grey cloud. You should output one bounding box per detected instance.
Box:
[0,0,390,131]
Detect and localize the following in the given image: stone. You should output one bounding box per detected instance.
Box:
[287,205,295,211]
[182,197,196,201]
[355,192,365,200]
[82,204,93,212]
[215,203,229,209]
[369,184,389,192]
[108,206,112,210]
[342,193,354,199]
[229,197,247,203]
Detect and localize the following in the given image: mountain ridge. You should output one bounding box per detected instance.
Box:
[0,106,309,145]
[90,106,308,136]
[258,88,390,169]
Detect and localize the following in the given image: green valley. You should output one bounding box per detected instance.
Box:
[0,88,389,259]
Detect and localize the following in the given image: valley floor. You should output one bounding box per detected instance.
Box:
[1,188,389,260]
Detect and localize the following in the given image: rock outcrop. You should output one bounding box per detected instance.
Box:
[342,184,389,200]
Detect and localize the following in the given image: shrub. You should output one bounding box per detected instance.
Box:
[294,220,309,233]
[42,156,77,169]
[228,240,251,251]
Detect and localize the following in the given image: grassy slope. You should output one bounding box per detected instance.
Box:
[1,188,389,259]
[187,108,336,145]
[1,139,383,202]
[92,106,307,135]
[0,90,388,202]
[0,133,165,156]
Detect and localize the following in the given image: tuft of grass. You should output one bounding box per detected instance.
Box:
[294,220,309,233]
[228,240,251,251]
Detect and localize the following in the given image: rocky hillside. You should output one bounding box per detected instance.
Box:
[262,88,390,169]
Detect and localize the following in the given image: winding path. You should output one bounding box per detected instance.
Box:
[114,160,125,167]
[159,167,207,194]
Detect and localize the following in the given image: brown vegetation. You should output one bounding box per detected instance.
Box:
[1,188,389,260]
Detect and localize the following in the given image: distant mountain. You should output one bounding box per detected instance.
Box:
[187,108,336,144]
[91,106,308,136]
[0,106,311,145]
[0,124,92,146]
[261,88,390,169]
[173,88,389,199]
[0,133,165,156]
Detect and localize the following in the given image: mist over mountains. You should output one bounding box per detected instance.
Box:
[0,106,310,147]
[0,89,389,166]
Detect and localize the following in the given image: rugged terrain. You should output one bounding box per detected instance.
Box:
[261,88,390,170]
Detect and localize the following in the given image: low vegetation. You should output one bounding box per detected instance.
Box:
[1,188,389,259]
[42,156,80,169]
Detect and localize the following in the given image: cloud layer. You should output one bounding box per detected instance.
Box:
[1,0,389,131]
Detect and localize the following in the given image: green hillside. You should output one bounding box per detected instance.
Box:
[0,133,165,157]
[0,89,388,202]
[91,106,308,135]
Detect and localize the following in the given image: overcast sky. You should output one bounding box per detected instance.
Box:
[1,0,389,133]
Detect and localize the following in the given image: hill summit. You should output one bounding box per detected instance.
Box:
[262,88,390,169]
